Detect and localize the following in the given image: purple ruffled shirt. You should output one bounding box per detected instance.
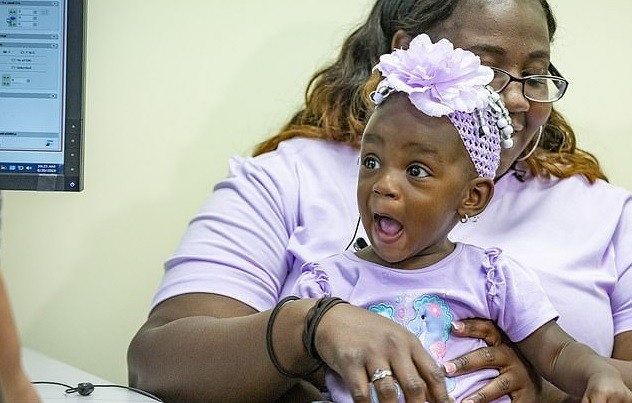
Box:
[292,244,557,402]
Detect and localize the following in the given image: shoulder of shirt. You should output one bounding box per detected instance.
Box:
[455,241,487,254]
[555,176,630,203]
[257,137,357,163]
[505,169,632,202]
[226,138,356,177]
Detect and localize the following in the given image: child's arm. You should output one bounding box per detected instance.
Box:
[607,358,632,389]
[517,320,632,401]
[610,330,632,388]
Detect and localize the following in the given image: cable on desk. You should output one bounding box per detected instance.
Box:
[32,381,164,402]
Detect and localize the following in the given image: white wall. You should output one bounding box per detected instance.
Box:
[2,0,631,385]
[551,0,632,182]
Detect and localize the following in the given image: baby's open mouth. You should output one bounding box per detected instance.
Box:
[375,214,403,237]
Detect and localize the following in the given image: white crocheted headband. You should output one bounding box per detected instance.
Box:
[370,34,514,178]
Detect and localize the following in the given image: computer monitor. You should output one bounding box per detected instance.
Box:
[0,0,85,191]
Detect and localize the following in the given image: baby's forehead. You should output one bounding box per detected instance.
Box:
[364,108,469,156]
[365,92,499,177]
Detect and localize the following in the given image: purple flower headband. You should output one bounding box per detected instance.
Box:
[370,34,515,178]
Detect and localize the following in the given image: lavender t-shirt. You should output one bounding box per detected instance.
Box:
[153,137,632,357]
[292,244,558,402]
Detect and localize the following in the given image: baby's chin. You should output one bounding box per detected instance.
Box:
[372,247,413,268]
[358,244,406,268]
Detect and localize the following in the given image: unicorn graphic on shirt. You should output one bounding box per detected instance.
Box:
[368,294,456,393]
[407,295,456,392]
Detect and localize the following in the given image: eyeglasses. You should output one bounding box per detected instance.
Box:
[488,64,569,103]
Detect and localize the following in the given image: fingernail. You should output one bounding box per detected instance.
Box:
[443,362,457,374]
[462,400,474,403]
[451,321,464,331]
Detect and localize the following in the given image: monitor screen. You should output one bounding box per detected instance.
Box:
[0,0,84,191]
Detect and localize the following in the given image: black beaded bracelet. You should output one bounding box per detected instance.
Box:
[302,297,349,362]
[265,296,323,378]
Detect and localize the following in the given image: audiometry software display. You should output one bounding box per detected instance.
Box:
[0,0,84,191]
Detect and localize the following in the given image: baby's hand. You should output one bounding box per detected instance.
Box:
[583,373,632,403]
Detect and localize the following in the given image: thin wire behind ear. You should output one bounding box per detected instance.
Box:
[345,216,362,251]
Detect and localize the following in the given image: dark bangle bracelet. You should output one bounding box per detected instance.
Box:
[265,296,322,378]
[302,297,349,362]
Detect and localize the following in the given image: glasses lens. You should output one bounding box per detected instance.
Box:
[489,70,510,92]
[524,77,567,102]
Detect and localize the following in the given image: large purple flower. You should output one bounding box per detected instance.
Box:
[375,34,493,117]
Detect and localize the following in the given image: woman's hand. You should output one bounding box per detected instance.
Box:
[314,303,451,403]
[443,318,540,402]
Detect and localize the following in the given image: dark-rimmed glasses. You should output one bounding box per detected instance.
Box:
[489,64,568,103]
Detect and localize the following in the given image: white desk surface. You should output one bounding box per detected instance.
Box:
[23,348,160,402]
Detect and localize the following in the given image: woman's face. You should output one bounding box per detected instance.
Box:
[426,0,553,177]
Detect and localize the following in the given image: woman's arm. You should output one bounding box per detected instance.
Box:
[0,272,40,403]
[128,293,453,403]
[128,293,321,403]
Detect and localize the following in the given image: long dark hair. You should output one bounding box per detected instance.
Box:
[252,0,606,183]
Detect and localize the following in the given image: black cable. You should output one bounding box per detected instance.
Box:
[32,380,73,389]
[344,215,362,251]
[32,381,164,402]
[87,384,163,401]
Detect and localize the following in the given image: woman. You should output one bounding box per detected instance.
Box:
[128,0,632,402]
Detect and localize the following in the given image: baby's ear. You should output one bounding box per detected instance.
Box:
[459,177,494,217]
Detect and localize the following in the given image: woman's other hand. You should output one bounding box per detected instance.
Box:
[315,303,451,403]
[443,318,539,403]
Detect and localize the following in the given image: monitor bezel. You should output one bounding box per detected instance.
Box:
[0,0,85,191]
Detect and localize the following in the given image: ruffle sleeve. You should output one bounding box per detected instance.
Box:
[293,262,332,298]
[481,247,504,299]
[482,247,559,342]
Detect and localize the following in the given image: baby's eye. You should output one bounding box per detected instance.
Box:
[362,155,380,170]
[407,164,429,178]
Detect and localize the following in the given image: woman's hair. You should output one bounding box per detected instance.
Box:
[252,0,606,183]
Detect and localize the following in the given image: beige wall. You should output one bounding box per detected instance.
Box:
[2,0,630,385]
